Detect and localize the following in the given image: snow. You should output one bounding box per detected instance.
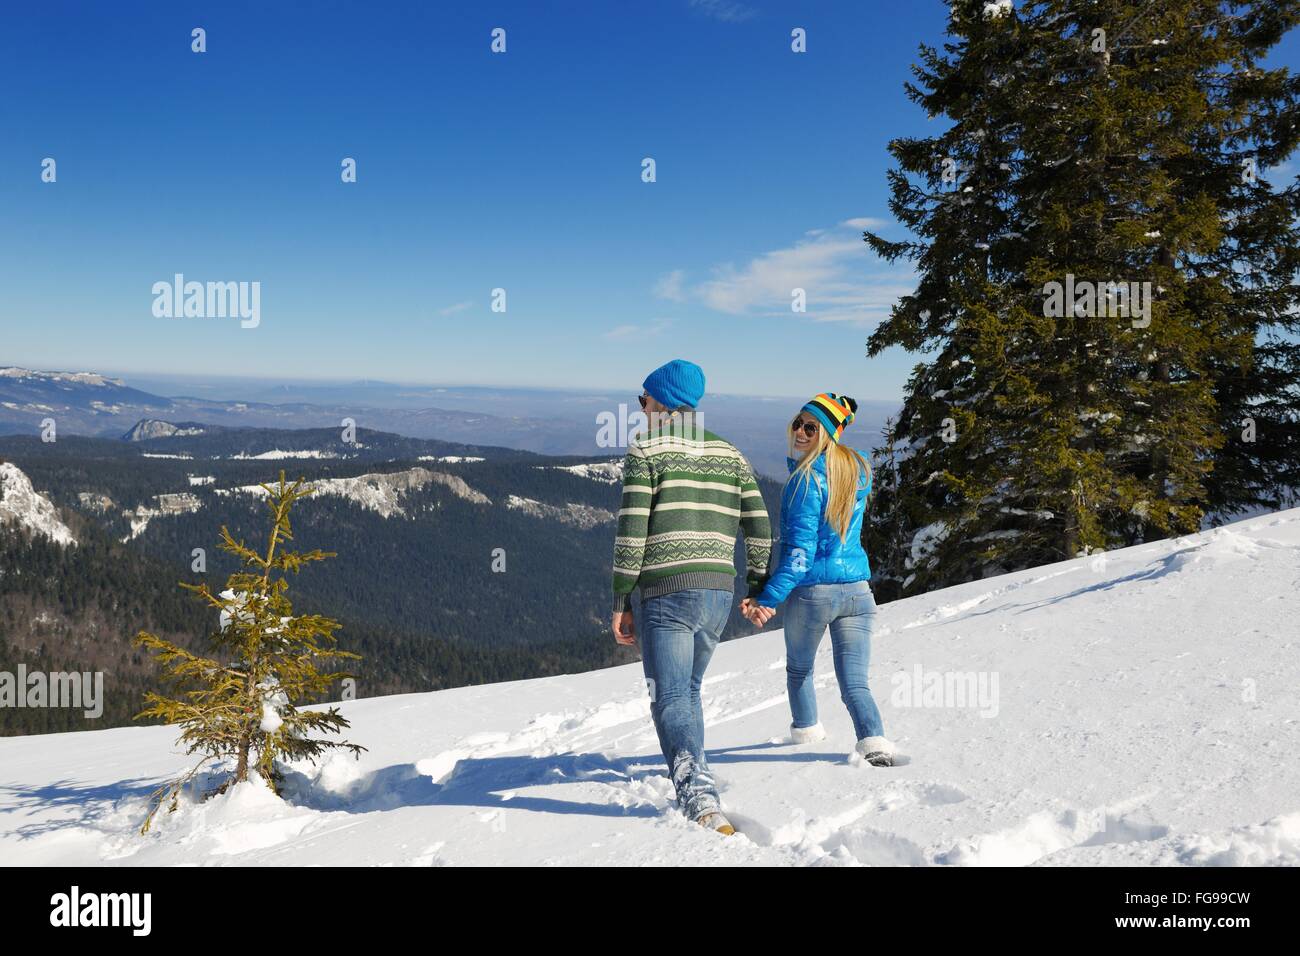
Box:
[506,494,615,529]
[217,590,242,632]
[908,520,950,569]
[542,460,624,484]
[125,493,202,540]
[125,421,205,441]
[0,367,122,386]
[0,462,77,547]
[215,467,492,517]
[230,450,339,460]
[257,679,289,734]
[417,455,485,464]
[999,507,1054,519]
[1,509,1297,866]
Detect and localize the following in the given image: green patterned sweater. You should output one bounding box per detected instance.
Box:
[612,417,772,612]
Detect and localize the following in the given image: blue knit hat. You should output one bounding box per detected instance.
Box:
[643,359,706,410]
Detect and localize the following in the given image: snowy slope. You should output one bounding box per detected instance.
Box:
[0,462,76,547]
[1,510,1298,866]
[213,466,492,517]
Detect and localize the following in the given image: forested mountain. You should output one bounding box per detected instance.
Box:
[0,424,784,735]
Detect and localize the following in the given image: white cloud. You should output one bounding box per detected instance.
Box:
[604,320,672,341]
[841,217,888,230]
[439,301,473,317]
[654,269,686,302]
[689,0,757,23]
[655,219,913,328]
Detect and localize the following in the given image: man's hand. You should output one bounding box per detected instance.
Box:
[740,598,775,628]
[612,610,637,645]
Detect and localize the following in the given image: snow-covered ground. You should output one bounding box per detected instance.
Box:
[2,510,1298,866]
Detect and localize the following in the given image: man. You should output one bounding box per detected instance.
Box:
[611,358,772,835]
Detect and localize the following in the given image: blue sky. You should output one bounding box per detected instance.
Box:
[1,1,1296,402]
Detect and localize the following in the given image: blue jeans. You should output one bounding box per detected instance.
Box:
[639,588,732,820]
[782,580,884,741]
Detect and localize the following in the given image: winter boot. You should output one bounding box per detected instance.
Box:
[855,736,896,767]
[790,721,827,744]
[697,811,737,836]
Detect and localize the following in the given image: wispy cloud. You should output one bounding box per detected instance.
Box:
[841,217,888,230]
[655,218,913,327]
[439,301,473,316]
[689,0,757,23]
[604,319,673,341]
[654,269,686,302]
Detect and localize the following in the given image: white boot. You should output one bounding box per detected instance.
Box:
[790,722,827,744]
[855,736,896,767]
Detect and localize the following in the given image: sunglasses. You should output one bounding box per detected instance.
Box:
[638,394,649,410]
[791,419,820,438]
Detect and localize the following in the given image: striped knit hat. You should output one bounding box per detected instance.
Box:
[802,393,857,444]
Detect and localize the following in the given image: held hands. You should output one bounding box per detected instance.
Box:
[614,603,769,643]
[740,598,775,628]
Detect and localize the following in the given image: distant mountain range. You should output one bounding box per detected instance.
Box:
[0,366,899,477]
[0,366,584,457]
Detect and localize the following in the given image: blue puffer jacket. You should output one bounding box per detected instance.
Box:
[756,452,872,607]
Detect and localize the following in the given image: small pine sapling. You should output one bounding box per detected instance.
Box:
[135,473,363,833]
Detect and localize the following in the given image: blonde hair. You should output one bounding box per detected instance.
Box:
[789,418,870,542]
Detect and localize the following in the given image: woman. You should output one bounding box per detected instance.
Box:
[740,393,895,767]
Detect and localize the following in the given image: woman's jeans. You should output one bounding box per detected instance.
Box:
[782,580,885,742]
[639,588,731,820]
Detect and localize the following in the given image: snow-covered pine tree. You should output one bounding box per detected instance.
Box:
[1188,5,1300,519]
[863,0,1070,593]
[135,473,363,832]
[865,0,1300,595]
[860,417,914,602]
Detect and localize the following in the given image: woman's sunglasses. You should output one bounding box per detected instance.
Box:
[791,419,820,438]
[638,394,649,410]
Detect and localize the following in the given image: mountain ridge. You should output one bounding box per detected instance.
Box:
[0,426,782,734]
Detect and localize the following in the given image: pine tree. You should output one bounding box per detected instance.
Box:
[135,473,363,832]
[860,417,913,602]
[1190,4,1300,518]
[865,0,1300,595]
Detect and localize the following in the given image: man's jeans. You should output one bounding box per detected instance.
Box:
[639,588,731,820]
[782,580,885,742]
